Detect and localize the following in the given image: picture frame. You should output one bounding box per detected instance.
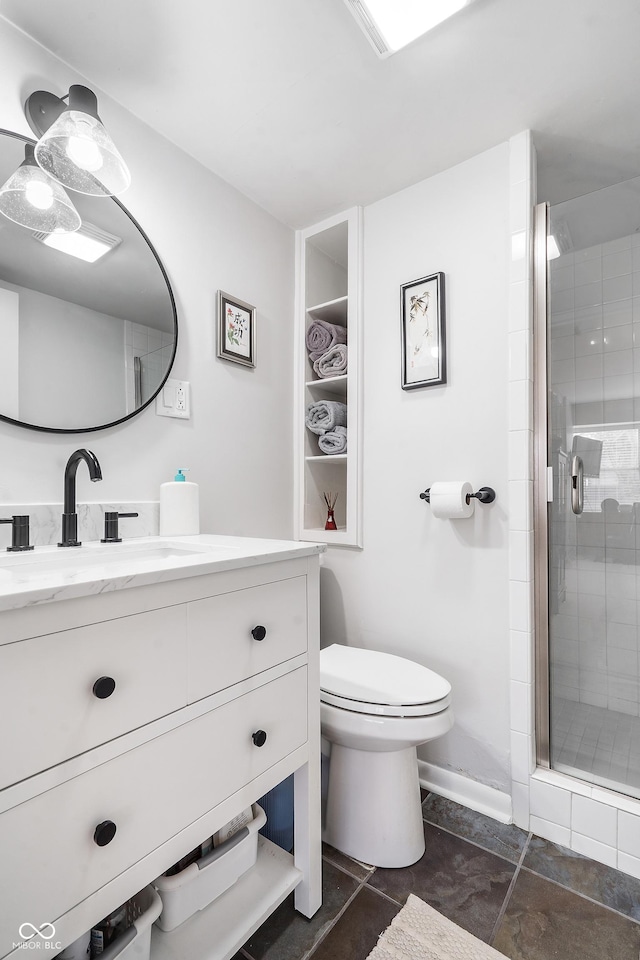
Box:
[216,290,256,367]
[400,272,446,389]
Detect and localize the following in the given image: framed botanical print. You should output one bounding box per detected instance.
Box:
[217,290,256,367]
[400,272,446,389]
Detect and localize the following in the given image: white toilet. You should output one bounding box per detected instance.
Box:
[320,643,453,868]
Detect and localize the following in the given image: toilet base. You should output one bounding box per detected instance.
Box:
[323,743,425,868]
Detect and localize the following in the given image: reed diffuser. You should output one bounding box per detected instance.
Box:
[323,492,338,531]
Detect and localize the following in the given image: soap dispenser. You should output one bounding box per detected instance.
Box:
[159,468,200,536]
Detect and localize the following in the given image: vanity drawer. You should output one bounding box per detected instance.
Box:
[187,575,307,702]
[0,605,187,789]
[0,665,307,955]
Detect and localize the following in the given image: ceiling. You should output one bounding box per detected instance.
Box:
[1,0,640,228]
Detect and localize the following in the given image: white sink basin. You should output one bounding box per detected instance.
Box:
[0,537,244,584]
[0,540,211,577]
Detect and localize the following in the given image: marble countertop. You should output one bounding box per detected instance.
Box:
[0,533,325,612]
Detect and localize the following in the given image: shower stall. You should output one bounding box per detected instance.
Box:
[536,177,640,800]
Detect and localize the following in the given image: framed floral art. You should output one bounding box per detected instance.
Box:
[217,290,256,367]
[400,272,446,389]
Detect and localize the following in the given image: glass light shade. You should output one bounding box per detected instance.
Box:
[0,146,81,234]
[35,109,131,197]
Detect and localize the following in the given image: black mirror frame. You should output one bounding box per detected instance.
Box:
[0,128,178,434]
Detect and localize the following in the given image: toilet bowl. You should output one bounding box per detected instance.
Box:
[320,644,453,868]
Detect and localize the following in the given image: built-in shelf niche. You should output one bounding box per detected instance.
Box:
[295,207,362,548]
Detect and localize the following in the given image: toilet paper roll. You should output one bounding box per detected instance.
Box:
[429,481,475,519]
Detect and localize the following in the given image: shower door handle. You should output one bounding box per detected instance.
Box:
[571,455,584,515]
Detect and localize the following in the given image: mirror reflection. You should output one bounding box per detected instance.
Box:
[0,130,176,432]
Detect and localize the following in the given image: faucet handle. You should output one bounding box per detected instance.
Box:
[101,511,139,544]
[0,515,34,552]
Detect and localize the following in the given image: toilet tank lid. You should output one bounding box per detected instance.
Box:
[319,644,451,706]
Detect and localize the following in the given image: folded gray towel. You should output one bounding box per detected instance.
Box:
[306,400,347,435]
[318,426,347,455]
[306,319,347,361]
[313,343,348,379]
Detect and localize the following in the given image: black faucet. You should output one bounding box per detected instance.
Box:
[59,449,103,547]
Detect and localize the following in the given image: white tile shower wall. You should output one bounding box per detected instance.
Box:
[549,233,640,714]
[510,132,640,881]
[0,503,159,547]
[124,321,174,412]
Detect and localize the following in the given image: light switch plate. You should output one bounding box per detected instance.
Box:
[156,378,191,419]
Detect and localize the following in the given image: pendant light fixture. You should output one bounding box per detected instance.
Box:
[24,84,131,197]
[0,143,81,234]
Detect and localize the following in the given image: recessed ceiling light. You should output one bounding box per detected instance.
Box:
[344,0,474,57]
[32,221,121,263]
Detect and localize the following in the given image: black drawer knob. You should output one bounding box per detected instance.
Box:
[251,625,267,641]
[93,676,116,699]
[252,729,267,748]
[94,820,117,846]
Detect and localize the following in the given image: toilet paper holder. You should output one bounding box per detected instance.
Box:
[419,486,496,505]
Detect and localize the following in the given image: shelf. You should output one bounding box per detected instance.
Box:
[306,296,348,326]
[305,454,347,462]
[301,526,351,545]
[151,837,302,960]
[306,374,348,387]
[305,375,348,399]
[295,208,362,548]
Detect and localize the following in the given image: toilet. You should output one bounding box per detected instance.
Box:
[320,643,453,868]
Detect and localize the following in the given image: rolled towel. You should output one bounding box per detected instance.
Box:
[306,400,347,435]
[313,343,348,379]
[306,319,347,361]
[318,426,347,455]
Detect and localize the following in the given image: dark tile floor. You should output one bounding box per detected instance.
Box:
[236,792,640,960]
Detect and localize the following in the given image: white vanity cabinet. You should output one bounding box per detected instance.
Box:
[0,539,322,960]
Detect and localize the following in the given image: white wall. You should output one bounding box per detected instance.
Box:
[0,20,294,540]
[0,281,127,427]
[320,144,512,793]
[0,285,19,420]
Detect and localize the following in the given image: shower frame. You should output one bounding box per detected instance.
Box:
[533,200,551,769]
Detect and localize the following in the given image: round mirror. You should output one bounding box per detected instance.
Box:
[0,129,177,433]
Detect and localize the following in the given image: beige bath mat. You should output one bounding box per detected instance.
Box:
[366,894,504,960]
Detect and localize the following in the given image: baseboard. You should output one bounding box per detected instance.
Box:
[418,760,512,824]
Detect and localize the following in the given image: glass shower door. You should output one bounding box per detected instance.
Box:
[545,177,640,798]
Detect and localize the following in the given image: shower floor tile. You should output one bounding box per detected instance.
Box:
[552,696,640,798]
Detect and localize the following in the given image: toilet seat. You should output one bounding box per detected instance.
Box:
[320,644,451,718]
[320,689,451,717]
